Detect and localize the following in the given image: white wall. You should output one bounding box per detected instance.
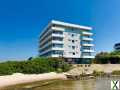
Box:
[63,31,81,58]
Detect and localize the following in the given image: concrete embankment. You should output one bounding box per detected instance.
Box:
[68,64,120,75]
[0,72,67,88]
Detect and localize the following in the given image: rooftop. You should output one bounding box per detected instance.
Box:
[40,20,92,37]
[51,20,92,30]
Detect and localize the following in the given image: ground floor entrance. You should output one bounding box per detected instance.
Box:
[64,58,92,64]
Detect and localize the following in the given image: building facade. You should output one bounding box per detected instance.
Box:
[39,20,94,64]
[114,43,120,51]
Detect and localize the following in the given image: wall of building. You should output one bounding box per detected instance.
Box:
[63,29,81,58]
[39,20,94,63]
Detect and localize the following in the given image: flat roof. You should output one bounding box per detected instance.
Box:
[40,20,92,37]
[51,20,92,30]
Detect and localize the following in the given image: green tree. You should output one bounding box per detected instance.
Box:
[0,57,71,75]
[94,52,110,64]
[94,51,120,64]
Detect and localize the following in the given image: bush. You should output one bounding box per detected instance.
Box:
[93,71,105,76]
[94,51,120,64]
[0,57,71,75]
[112,70,120,75]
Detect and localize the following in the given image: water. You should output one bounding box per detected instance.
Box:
[3,77,120,90]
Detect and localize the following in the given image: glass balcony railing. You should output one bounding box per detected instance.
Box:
[82,32,93,36]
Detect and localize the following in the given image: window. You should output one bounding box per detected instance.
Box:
[68,45,71,48]
[82,52,91,56]
[82,41,90,44]
[71,34,74,37]
[52,37,63,41]
[72,46,75,49]
[53,31,63,34]
[73,52,75,55]
[68,39,71,41]
[52,44,63,48]
[72,40,75,43]
[83,35,90,38]
[82,46,91,50]
[52,50,63,55]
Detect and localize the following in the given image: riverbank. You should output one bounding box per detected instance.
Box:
[68,64,120,75]
[1,64,120,88]
[0,72,67,88]
[3,77,120,90]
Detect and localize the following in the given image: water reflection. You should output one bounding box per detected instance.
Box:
[78,79,96,90]
[3,77,120,90]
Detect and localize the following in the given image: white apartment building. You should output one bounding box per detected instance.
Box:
[114,43,120,51]
[39,20,94,64]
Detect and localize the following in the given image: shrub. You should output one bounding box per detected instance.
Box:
[112,70,120,75]
[93,70,105,76]
[0,57,71,75]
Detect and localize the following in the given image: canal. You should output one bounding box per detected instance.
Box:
[3,77,120,90]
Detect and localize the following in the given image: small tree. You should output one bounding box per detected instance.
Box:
[94,52,110,64]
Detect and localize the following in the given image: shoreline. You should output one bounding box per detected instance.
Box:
[0,72,67,88]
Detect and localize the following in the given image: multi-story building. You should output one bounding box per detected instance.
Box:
[114,43,120,51]
[39,20,94,64]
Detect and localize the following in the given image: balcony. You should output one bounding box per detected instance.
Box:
[51,54,61,57]
[40,35,52,46]
[82,37,93,41]
[81,56,95,58]
[40,29,52,40]
[82,49,95,53]
[40,48,51,56]
[52,47,64,51]
[52,34,64,38]
[39,42,52,50]
[82,44,94,47]
[52,27,65,31]
[52,40,63,44]
[82,32,93,36]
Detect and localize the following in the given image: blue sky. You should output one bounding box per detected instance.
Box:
[0,0,120,60]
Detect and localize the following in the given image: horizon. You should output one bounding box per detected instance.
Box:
[0,0,120,61]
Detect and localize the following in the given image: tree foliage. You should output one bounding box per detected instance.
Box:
[93,51,120,64]
[112,70,120,75]
[0,57,71,75]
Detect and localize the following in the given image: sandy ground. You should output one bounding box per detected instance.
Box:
[0,72,67,88]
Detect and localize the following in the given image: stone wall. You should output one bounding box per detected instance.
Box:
[68,64,120,75]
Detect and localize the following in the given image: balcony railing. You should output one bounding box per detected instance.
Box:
[52,27,65,31]
[81,56,95,58]
[52,34,64,38]
[82,43,94,47]
[82,32,93,36]
[82,49,95,52]
[82,37,93,41]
